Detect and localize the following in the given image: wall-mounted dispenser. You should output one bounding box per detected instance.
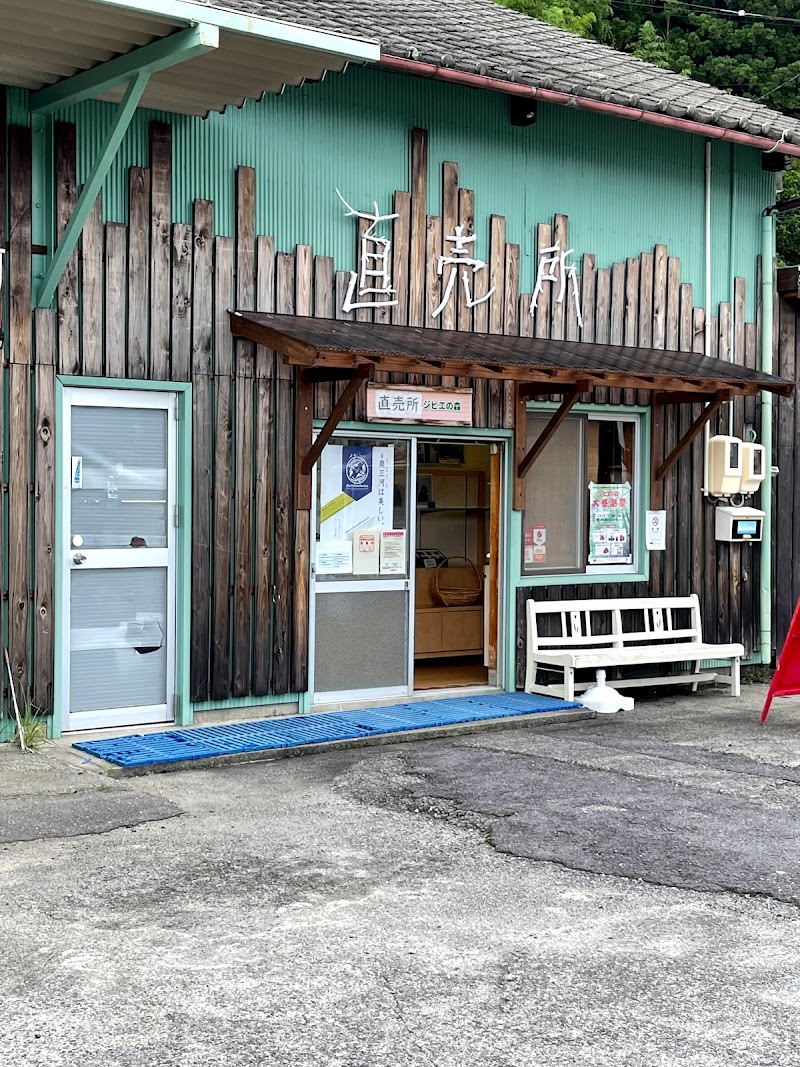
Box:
[707,435,743,496]
[715,505,764,542]
[740,442,766,494]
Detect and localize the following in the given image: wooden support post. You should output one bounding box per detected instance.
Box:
[295,366,373,509]
[295,373,314,510]
[517,382,587,482]
[513,382,527,511]
[653,391,729,484]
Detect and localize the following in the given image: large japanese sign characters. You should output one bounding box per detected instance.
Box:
[337,188,582,327]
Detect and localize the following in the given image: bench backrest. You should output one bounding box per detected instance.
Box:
[526,595,703,652]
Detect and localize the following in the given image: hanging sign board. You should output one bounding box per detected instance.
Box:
[646,510,667,551]
[320,444,394,545]
[762,598,800,723]
[366,384,473,426]
[588,482,632,565]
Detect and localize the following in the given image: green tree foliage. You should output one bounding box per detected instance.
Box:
[495,0,612,39]
[608,2,800,120]
[777,166,800,266]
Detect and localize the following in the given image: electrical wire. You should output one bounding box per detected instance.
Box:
[611,0,800,25]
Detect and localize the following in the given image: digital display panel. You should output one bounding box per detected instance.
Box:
[735,519,759,536]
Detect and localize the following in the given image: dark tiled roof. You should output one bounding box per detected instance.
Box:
[199,0,800,146]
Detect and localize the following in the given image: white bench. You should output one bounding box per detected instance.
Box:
[525,594,742,700]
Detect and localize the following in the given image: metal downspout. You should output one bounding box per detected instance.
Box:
[702,140,713,493]
[760,209,776,665]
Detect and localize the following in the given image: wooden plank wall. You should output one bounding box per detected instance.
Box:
[2,117,771,711]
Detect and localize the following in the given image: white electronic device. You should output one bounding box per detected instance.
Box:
[740,442,766,494]
[715,505,764,543]
[707,435,742,496]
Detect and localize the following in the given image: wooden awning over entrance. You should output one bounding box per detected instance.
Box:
[230,311,793,510]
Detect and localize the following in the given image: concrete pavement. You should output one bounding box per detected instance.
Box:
[2,684,800,1066]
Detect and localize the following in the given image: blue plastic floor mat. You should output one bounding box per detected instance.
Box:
[73,692,582,769]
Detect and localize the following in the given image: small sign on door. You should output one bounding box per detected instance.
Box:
[71,456,83,489]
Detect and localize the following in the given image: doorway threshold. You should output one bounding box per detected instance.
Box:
[72,692,588,774]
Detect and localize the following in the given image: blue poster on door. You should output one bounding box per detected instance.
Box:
[342,446,373,501]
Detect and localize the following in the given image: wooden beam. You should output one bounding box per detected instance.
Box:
[654,391,730,482]
[513,383,528,511]
[654,390,721,405]
[295,372,314,510]
[300,366,373,485]
[517,382,587,481]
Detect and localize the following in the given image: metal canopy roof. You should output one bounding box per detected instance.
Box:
[0,0,379,115]
[230,312,794,398]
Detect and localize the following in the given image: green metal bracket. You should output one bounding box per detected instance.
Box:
[35,73,149,308]
[29,23,219,115]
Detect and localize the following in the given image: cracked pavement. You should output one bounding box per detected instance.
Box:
[3,684,800,1066]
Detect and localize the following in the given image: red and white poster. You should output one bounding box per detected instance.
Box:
[525,524,547,564]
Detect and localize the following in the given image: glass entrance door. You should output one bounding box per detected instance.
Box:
[61,388,178,731]
[311,436,413,703]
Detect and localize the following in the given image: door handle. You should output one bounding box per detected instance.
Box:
[72,553,86,565]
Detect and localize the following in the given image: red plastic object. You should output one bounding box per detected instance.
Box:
[762,598,800,723]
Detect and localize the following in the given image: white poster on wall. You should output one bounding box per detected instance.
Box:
[320,444,395,542]
[380,529,406,575]
[645,510,667,551]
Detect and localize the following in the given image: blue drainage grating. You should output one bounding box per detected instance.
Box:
[73,693,581,769]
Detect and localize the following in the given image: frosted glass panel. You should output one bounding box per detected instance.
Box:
[70,568,168,713]
[71,406,168,548]
[315,590,408,693]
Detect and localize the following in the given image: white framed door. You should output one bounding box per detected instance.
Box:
[60,388,178,732]
[310,434,416,705]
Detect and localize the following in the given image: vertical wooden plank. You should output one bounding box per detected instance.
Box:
[211,238,233,699]
[149,121,172,381]
[33,310,55,711]
[652,244,668,350]
[606,260,625,404]
[679,283,693,352]
[424,218,442,340]
[232,167,256,697]
[621,256,640,406]
[472,217,490,427]
[189,199,213,702]
[691,307,706,605]
[440,161,459,335]
[666,256,681,352]
[272,253,295,694]
[312,254,334,417]
[104,223,126,377]
[594,268,610,345]
[80,193,103,376]
[503,244,520,428]
[291,245,313,695]
[518,293,534,338]
[533,222,552,340]
[488,215,505,428]
[550,214,568,341]
[408,127,428,328]
[457,187,475,338]
[54,123,79,375]
[170,223,192,381]
[127,166,150,378]
[252,234,277,695]
[639,251,655,348]
[8,127,32,695]
[717,303,732,435]
[391,190,411,329]
[733,277,747,439]
[580,254,596,344]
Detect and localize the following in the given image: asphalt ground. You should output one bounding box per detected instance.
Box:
[2,684,800,1067]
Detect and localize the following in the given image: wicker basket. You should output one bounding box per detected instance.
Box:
[433,556,483,607]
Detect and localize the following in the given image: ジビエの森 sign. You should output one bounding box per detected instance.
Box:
[366,384,473,426]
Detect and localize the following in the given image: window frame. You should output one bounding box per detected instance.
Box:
[519,403,649,584]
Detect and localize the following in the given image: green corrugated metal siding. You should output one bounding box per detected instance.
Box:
[8,66,773,316]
